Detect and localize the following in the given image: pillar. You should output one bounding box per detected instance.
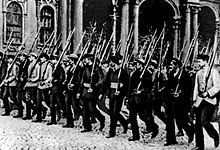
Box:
[182,4,191,61]
[173,16,180,58]
[132,0,139,56]
[58,0,68,52]
[120,0,129,55]
[191,5,199,64]
[73,0,83,54]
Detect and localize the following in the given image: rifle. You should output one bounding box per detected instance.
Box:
[114,24,133,95]
[88,46,99,93]
[174,26,199,95]
[29,25,42,53]
[144,29,157,62]
[201,33,219,93]
[27,30,55,80]
[136,40,157,92]
[100,32,113,62]
[67,42,87,90]
[52,29,75,76]
[0,34,30,87]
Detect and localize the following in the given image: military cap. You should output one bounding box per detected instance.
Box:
[68,53,78,59]
[171,57,182,67]
[29,52,37,58]
[110,55,122,65]
[50,54,59,60]
[135,58,145,64]
[0,51,3,57]
[19,52,28,57]
[7,54,15,59]
[196,54,209,61]
[83,53,94,59]
[40,53,49,60]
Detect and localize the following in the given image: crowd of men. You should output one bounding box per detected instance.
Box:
[0,49,219,150]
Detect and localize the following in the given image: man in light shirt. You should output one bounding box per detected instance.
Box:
[193,54,220,150]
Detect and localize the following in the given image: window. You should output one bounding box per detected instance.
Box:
[6,2,23,45]
[40,6,54,44]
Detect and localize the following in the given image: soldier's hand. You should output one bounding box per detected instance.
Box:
[88,88,93,93]
[217,107,220,116]
[98,94,102,100]
[135,90,141,94]
[199,91,209,98]
[161,106,165,113]
[68,84,74,89]
[114,91,120,95]
[76,93,80,99]
[20,78,24,81]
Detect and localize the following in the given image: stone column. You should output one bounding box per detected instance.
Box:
[120,0,129,55]
[111,3,117,54]
[132,0,139,56]
[73,0,83,54]
[173,16,180,58]
[191,5,199,63]
[214,21,220,64]
[59,0,68,51]
[182,4,191,61]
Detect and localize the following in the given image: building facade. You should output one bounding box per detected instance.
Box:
[0,0,220,61]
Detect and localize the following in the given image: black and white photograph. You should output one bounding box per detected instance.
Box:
[0,0,220,149]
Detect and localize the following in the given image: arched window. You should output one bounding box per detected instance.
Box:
[40,6,54,44]
[6,2,23,44]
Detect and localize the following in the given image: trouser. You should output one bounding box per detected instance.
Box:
[17,88,25,116]
[165,99,177,143]
[65,90,82,125]
[25,87,37,117]
[108,92,127,136]
[195,100,219,150]
[2,85,17,114]
[50,85,65,122]
[174,99,193,135]
[129,96,158,138]
[153,94,166,124]
[36,88,50,121]
[81,88,105,130]
[97,93,110,115]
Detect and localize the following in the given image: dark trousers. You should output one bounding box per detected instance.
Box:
[25,87,37,117]
[97,93,110,116]
[195,100,219,150]
[2,86,17,114]
[165,99,177,143]
[108,91,127,136]
[81,88,105,130]
[129,96,158,138]
[65,90,82,125]
[153,93,167,124]
[16,88,25,116]
[36,88,50,121]
[174,99,193,136]
[50,85,65,122]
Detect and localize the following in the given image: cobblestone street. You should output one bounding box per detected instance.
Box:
[0,108,219,150]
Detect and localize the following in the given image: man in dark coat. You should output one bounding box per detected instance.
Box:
[63,53,82,128]
[100,54,129,138]
[14,52,29,118]
[47,54,66,125]
[77,53,105,132]
[164,58,194,146]
[127,58,159,141]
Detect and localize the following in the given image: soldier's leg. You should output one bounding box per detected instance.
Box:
[14,88,24,117]
[128,99,140,140]
[34,89,42,122]
[88,99,105,131]
[81,97,92,131]
[2,86,10,115]
[113,96,128,133]
[63,91,74,127]
[72,92,82,120]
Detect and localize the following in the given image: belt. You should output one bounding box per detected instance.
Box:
[110,82,123,89]
[83,83,91,88]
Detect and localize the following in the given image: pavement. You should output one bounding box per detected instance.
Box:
[0,107,219,150]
